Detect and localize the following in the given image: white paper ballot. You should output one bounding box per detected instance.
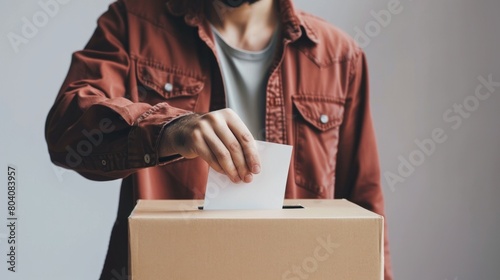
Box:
[203,141,293,210]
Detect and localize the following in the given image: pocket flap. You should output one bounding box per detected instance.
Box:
[292,95,345,131]
[137,60,204,98]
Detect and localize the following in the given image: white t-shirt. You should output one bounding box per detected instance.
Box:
[211,26,279,140]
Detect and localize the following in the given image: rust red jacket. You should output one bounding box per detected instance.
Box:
[45,0,393,279]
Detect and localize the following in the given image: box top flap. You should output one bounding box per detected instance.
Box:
[129,199,382,220]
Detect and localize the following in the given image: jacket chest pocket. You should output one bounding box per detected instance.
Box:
[136,60,204,111]
[292,95,345,196]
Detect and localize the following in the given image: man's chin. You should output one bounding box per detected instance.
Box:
[220,0,261,8]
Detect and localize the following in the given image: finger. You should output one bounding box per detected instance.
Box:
[202,127,241,183]
[212,122,253,183]
[225,115,261,174]
[192,135,225,175]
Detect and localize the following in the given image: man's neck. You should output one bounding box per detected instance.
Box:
[208,0,279,52]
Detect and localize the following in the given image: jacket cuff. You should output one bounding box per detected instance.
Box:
[127,102,192,169]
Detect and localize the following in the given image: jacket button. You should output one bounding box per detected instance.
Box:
[144,154,151,164]
[101,160,107,166]
[164,83,173,92]
[320,114,329,124]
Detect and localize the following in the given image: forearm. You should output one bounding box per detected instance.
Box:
[45,91,192,180]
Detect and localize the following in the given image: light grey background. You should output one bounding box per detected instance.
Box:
[1,1,499,279]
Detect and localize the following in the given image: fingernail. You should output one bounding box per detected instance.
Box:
[252,165,261,174]
[244,174,253,183]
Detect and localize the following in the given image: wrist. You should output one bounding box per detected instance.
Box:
[158,113,198,158]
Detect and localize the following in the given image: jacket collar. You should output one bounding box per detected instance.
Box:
[165,0,319,44]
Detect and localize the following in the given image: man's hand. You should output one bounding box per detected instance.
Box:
[159,109,261,183]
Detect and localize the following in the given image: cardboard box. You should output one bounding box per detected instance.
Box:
[129,199,384,280]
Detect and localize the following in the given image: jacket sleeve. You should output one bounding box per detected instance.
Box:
[334,50,393,280]
[45,1,190,181]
